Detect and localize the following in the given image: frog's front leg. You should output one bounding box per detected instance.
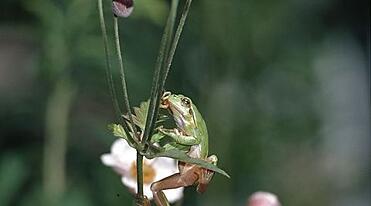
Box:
[159,128,200,145]
[151,164,200,206]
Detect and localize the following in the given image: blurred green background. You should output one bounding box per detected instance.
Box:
[0,0,370,205]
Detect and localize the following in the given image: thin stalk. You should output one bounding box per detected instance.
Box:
[164,0,179,64]
[133,4,178,202]
[161,0,193,84]
[98,0,122,120]
[114,15,145,203]
[98,0,139,146]
[144,0,193,147]
[146,0,179,138]
[113,16,139,140]
[141,0,179,148]
[136,153,144,202]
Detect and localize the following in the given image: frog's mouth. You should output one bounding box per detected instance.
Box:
[161,91,188,117]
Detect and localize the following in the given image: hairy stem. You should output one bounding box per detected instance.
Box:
[113,16,139,140]
[98,0,122,120]
[136,153,144,202]
[98,0,139,146]
[142,0,180,149]
[143,0,193,148]
[113,15,145,203]
[164,0,179,65]
[161,0,192,85]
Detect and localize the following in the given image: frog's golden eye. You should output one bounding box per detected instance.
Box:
[181,98,191,108]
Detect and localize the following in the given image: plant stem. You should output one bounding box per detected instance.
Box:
[98,0,139,146]
[136,152,144,202]
[114,15,145,203]
[161,0,192,85]
[164,0,179,65]
[143,0,193,147]
[113,16,139,141]
[98,0,122,120]
[99,1,193,205]
[141,0,180,150]
[146,0,180,138]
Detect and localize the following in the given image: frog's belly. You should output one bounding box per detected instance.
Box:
[178,145,203,174]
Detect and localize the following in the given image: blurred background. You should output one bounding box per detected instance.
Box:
[0,0,370,205]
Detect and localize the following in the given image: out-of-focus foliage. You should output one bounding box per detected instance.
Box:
[0,154,28,205]
[0,0,369,206]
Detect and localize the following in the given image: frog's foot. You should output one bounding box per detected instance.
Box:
[150,132,166,143]
[197,155,218,193]
[151,166,199,206]
[135,194,150,206]
[208,155,218,166]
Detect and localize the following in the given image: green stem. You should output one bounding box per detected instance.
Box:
[142,0,180,149]
[113,16,139,140]
[98,0,122,120]
[136,153,144,202]
[146,0,180,138]
[161,0,192,84]
[164,0,179,65]
[98,0,139,146]
[114,15,145,203]
[143,0,193,147]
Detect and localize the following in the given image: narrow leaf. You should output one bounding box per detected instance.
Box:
[145,149,230,178]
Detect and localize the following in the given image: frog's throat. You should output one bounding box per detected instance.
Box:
[170,103,188,117]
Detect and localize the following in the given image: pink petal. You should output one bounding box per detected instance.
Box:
[248,192,281,206]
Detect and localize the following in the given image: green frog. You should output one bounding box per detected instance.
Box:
[150,92,218,206]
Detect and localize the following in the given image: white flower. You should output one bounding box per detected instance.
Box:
[101,139,184,203]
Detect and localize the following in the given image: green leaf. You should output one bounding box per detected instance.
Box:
[108,124,136,148]
[150,133,165,143]
[132,101,150,130]
[108,123,126,137]
[123,100,168,131]
[145,149,230,178]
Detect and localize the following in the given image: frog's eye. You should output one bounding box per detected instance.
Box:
[181,98,191,108]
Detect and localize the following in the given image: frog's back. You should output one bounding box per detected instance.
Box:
[193,104,209,159]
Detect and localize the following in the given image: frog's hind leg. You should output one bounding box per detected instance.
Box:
[197,155,218,194]
[151,166,199,206]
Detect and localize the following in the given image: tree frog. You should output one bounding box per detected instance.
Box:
[150,91,218,206]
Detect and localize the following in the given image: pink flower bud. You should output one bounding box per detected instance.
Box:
[247,192,281,206]
[112,0,134,18]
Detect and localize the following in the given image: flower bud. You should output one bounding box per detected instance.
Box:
[112,0,134,18]
[247,192,281,206]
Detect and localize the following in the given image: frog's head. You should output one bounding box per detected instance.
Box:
[161,91,195,127]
